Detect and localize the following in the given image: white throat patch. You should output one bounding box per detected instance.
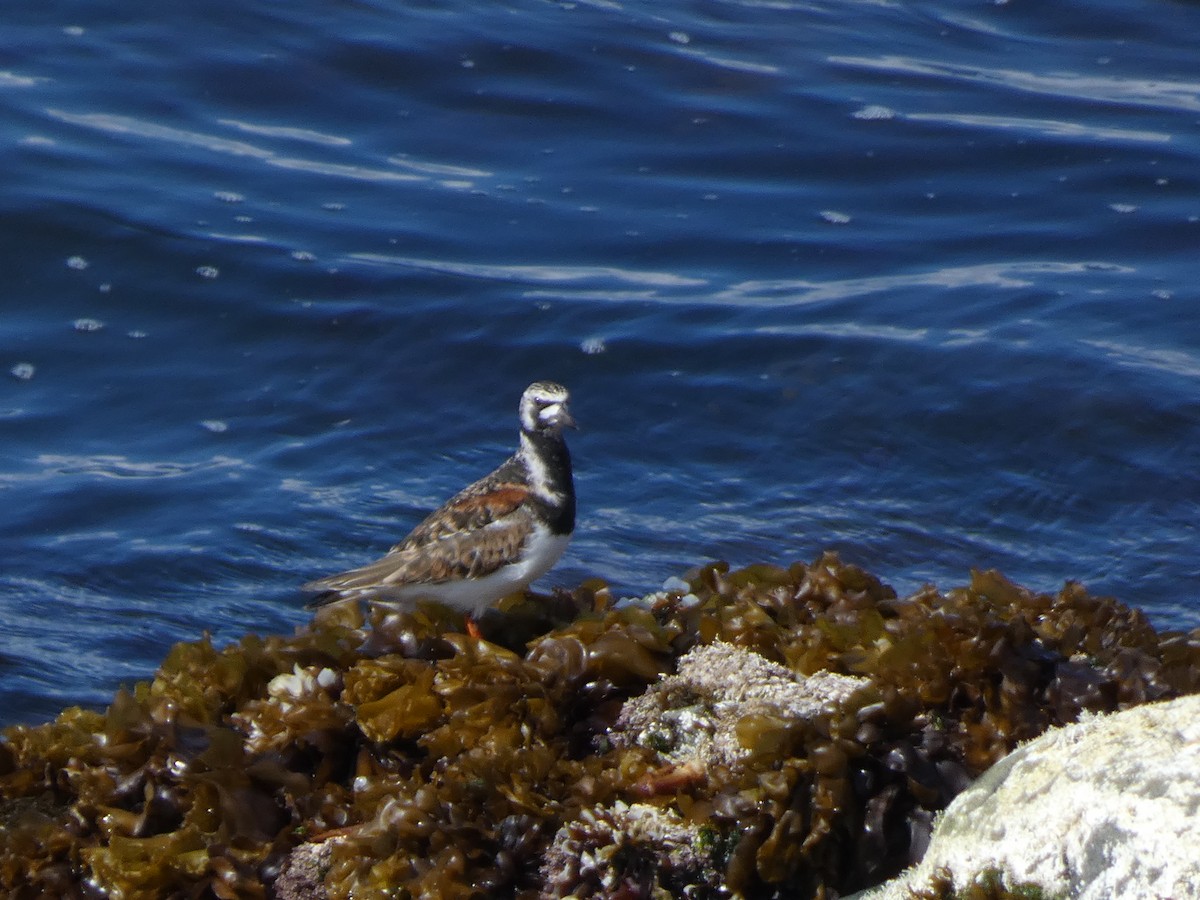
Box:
[519,432,564,504]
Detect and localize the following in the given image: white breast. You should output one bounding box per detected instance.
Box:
[388,523,572,616]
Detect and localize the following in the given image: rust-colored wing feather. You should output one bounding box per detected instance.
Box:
[394,483,529,551]
[303,478,533,601]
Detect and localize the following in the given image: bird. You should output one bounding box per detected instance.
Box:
[303,381,576,631]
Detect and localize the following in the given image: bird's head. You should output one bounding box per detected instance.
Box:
[520,381,576,434]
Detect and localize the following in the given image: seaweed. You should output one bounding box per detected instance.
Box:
[0,553,1196,898]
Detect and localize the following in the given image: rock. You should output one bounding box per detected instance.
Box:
[612,640,871,770]
[538,801,724,899]
[274,840,333,900]
[854,694,1200,900]
[2,554,1197,897]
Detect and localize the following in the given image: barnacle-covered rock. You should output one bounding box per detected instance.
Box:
[274,839,333,900]
[539,800,725,899]
[0,553,1195,899]
[612,640,871,772]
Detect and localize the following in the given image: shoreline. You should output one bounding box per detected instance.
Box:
[3,553,1197,898]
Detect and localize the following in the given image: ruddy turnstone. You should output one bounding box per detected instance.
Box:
[304,381,576,627]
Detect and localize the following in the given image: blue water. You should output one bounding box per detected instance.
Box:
[3,0,1199,726]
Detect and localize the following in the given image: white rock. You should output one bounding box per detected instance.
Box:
[855,694,1200,900]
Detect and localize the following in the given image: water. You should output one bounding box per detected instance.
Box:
[3,0,1199,726]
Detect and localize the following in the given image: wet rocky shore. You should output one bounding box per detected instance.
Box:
[2,553,1197,898]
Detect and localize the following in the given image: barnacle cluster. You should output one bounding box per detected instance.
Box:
[539,801,723,899]
[612,640,871,772]
[1,553,1197,898]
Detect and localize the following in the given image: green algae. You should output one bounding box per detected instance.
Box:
[0,553,1196,898]
[911,867,1066,900]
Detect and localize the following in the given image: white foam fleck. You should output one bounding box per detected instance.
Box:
[10,363,35,381]
[73,318,104,332]
[820,209,852,224]
[201,420,229,434]
[66,255,89,270]
[853,104,896,120]
[196,265,220,279]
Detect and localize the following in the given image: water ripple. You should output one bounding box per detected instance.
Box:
[673,47,782,76]
[385,155,492,179]
[831,55,1200,114]
[905,112,1170,144]
[265,156,423,183]
[46,109,274,158]
[45,109,472,187]
[346,253,708,288]
[1079,340,1200,380]
[1,71,43,88]
[7,454,245,482]
[710,261,1133,306]
[217,118,352,147]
